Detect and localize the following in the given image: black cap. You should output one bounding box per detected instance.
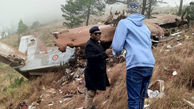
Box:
[190,1,194,4]
[89,26,100,34]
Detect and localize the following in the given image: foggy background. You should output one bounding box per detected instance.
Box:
[0,0,66,32]
[0,0,193,33]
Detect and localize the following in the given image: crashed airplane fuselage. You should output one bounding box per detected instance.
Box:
[0,35,75,79]
[54,14,185,52]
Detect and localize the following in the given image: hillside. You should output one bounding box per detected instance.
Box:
[0,20,194,109]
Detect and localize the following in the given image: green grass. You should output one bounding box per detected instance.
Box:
[0,63,22,92]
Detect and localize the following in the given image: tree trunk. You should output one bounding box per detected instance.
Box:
[86,6,91,26]
[147,0,152,19]
[178,0,183,16]
[141,0,147,15]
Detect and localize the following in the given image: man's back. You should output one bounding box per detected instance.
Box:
[112,14,155,70]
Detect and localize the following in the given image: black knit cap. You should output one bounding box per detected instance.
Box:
[89,26,100,34]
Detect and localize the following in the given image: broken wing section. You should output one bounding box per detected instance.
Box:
[0,42,25,68]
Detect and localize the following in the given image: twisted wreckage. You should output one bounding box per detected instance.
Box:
[0,14,187,79]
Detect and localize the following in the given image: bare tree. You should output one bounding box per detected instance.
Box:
[147,0,153,18]
[146,0,166,18]
[141,0,147,15]
[178,0,183,15]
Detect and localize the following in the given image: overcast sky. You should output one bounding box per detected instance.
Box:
[0,0,193,32]
[161,0,192,7]
[0,0,66,32]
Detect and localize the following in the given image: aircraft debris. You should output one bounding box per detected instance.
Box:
[145,80,165,108]
[148,80,165,98]
[170,32,182,37]
[183,99,194,108]
[166,45,172,49]
[48,101,54,106]
[54,24,115,52]
[54,14,187,52]
[172,71,178,76]
[17,101,28,109]
[0,42,25,67]
[0,35,75,79]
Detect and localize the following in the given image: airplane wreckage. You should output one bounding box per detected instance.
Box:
[0,14,187,79]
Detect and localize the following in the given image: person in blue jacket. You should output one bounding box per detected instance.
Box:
[112,2,155,109]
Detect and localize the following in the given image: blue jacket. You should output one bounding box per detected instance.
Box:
[112,14,155,70]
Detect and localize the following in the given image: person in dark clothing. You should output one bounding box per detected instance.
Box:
[84,26,111,109]
[182,2,194,28]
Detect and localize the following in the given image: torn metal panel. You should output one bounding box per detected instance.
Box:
[144,14,181,26]
[0,42,25,67]
[144,21,164,37]
[54,23,164,52]
[54,24,115,52]
[54,14,184,52]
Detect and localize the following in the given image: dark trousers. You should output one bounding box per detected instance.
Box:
[126,67,153,109]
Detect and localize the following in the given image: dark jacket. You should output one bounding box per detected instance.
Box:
[84,38,110,91]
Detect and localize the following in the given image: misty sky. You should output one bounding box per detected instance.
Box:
[161,0,192,7]
[0,0,66,32]
[0,0,193,32]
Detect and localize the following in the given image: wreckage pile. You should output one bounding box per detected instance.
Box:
[14,28,193,109]
[0,13,193,109]
[54,13,187,53]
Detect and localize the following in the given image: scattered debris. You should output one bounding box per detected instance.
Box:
[102,100,108,105]
[59,100,63,104]
[172,71,178,76]
[28,102,39,109]
[76,107,84,109]
[166,45,172,49]
[145,80,165,108]
[184,35,190,39]
[63,98,72,102]
[148,80,165,98]
[46,88,57,94]
[147,89,160,99]
[59,89,63,94]
[17,101,28,109]
[174,43,183,47]
[48,101,54,106]
[170,32,182,37]
[183,99,194,108]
